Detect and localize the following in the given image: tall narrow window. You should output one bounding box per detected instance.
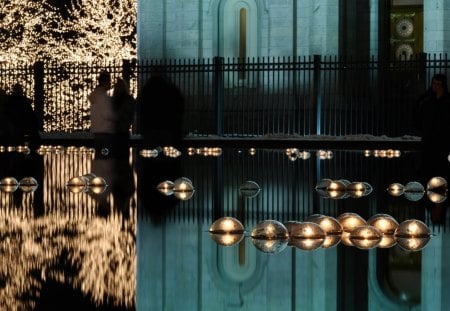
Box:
[239,8,247,79]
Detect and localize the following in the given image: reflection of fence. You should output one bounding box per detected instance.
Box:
[0,54,449,136]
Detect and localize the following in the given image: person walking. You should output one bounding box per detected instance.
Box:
[89,71,115,156]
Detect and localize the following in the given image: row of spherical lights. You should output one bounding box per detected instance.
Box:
[387,176,447,203]
[209,213,432,253]
[363,149,401,158]
[66,174,108,194]
[156,177,195,200]
[0,177,39,193]
[315,178,373,199]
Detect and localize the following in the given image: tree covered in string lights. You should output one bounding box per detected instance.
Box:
[0,0,136,63]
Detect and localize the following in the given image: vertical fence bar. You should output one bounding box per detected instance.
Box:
[213,57,224,136]
[312,55,321,135]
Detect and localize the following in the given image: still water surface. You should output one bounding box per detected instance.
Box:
[0,145,448,310]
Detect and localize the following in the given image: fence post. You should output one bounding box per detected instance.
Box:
[214,56,224,136]
[33,61,45,131]
[312,55,321,135]
[417,52,427,93]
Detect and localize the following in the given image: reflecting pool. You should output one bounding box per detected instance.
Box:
[0,145,449,310]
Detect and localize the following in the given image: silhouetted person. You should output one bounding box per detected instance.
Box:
[414,73,450,182]
[7,84,40,147]
[112,78,135,158]
[414,74,450,223]
[138,67,184,149]
[89,71,115,157]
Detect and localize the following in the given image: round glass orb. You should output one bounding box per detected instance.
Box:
[395,219,431,251]
[367,214,399,235]
[346,182,367,198]
[66,176,87,193]
[349,225,382,249]
[0,146,5,152]
[81,173,97,183]
[363,150,371,157]
[156,180,175,196]
[86,176,108,194]
[362,182,373,196]
[298,150,311,160]
[100,148,109,156]
[173,177,195,200]
[284,221,303,236]
[373,150,380,157]
[315,178,333,196]
[251,220,289,240]
[387,183,405,196]
[395,219,431,238]
[251,238,288,254]
[209,217,245,246]
[316,150,328,160]
[249,148,256,156]
[18,177,39,193]
[337,213,367,233]
[339,179,351,187]
[394,150,401,158]
[326,180,348,199]
[378,235,397,248]
[326,150,334,160]
[239,180,261,198]
[386,149,395,158]
[210,217,245,234]
[7,146,15,152]
[0,177,19,193]
[187,147,196,156]
[403,181,425,201]
[426,177,447,203]
[378,150,387,158]
[285,148,299,157]
[289,222,326,250]
[304,214,343,235]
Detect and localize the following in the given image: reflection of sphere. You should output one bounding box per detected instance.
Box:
[66,176,87,194]
[173,177,195,200]
[322,234,342,248]
[367,214,399,235]
[396,236,431,251]
[298,150,310,160]
[363,150,371,157]
[387,183,404,196]
[337,213,367,233]
[404,181,425,201]
[349,225,382,249]
[0,177,19,193]
[378,235,397,248]
[290,222,325,250]
[249,148,256,156]
[251,238,288,254]
[209,217,245,246]
[239,180,261,198]
[19,177,39,193]
[315,178,347,198]
[156,180,175,196]
[395,219,431,251]
[251,220,289,240]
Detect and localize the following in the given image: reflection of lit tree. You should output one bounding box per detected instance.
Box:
[0,214,136,309]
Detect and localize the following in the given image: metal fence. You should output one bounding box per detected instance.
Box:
[0,54,449,136]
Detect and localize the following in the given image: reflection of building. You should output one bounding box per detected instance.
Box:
[137,0,449,60]
[137,148,449,310]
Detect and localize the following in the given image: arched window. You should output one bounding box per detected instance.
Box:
[219,0,258,59]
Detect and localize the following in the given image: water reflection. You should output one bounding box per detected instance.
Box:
[0,147,136,310]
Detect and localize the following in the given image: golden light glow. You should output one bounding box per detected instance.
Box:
[367,214,399,235]
[337,213,367,233]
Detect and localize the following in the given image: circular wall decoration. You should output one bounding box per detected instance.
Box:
[396,44,414,60]
[395,18,414,38]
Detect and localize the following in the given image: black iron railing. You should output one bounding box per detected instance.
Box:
[0,54,448,136]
